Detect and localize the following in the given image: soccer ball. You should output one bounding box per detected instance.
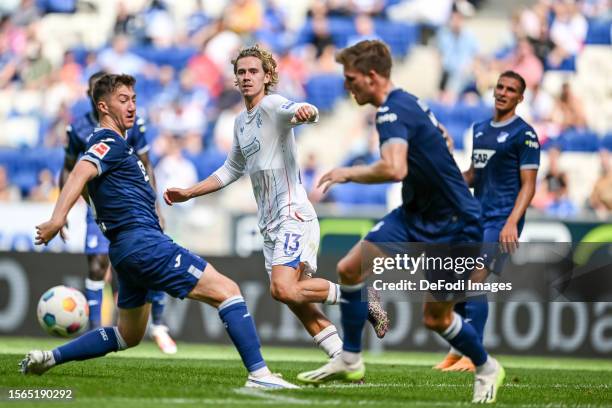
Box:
[37,285,89,337]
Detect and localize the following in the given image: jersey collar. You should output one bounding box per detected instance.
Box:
[490,115,518,128]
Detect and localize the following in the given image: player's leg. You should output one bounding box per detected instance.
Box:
[271,264,343,358]
[297,209,405,384]
[297,241,368,384]
[146,290,177,354]
[187,262,298,389]
[20,292,149,376]
[437,226,499,372]
[424,299,504,403]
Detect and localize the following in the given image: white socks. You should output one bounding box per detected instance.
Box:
[476,356,497,376]
[324,281,341,305]
[313,325,343,358]
[341,350,361,365]
[250,365,272,378]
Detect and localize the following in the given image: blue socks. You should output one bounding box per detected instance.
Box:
[340,283,369,353]
[84,279,105,328]
[455,296,489,342]
[218,296,266,373]
[52,327,127,365]
[441,312,488,366]
[146,290,166,326]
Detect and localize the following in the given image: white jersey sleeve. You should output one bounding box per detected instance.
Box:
[261,94,319,129]
[212,121,247,187]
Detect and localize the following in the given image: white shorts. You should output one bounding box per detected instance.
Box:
[262,218,320,277]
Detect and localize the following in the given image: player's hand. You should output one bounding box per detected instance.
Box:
[318,167,350,194]
[164,188,192,206]
[292,105,317,124]
[499,221,519,254]
[35,219,64,246]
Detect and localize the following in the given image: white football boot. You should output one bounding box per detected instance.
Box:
[297,355,365,385]
[20,350,55,375]
[245,373,300,389]
[472,357,505,403]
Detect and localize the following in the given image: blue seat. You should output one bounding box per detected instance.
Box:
[586,18,612,45]
[305,74,346,112]
[130,45,197,71]
[601,133,612,151]
[558,129,600,152]
[545,55,576,71]
[374,20,417,57]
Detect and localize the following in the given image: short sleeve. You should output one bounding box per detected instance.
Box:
[65,124,84,160]
[518,128,540,170]
[81,138,124,176]
[130,116,150,155]
[376,103,410,146]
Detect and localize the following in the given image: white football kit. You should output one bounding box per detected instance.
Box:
[213,94,320,275]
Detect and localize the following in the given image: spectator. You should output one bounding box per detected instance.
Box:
[551,82,587,131]
[0,165,21,202]
[223,0,263,37]
[501,38,543,91]
[547,1,587,68]
[29,168,58,202]
[347,14,380,46]
[589,150,612,219]
[436,10,479,102]
[154,133,198,217]
[97,34,151,76]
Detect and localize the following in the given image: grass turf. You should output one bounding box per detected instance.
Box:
[1,337,610,407]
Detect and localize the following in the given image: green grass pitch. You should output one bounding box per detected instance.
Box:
[1,337,610,407]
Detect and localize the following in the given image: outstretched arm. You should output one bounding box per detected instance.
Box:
[318,142,408,193]
[164,174,224,205]
[165,131,246,205]
[36,160,97,245]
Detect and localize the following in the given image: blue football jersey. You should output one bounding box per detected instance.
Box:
[65,111,149,161]
[80,128,160,238]
[375,89,481,235]
[471,116,540,227]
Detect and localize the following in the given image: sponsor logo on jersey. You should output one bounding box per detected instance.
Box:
[497,132,509,143]
[472,149,496,168]
[525,140,539,149]
[377,106,389,113]
[475,131,484,138]
[89,142,110,159]
[376,112,398,124]
[100,138,115,143]
[256,112,263,128]
[242,138,261,158]
[525,130,537,139]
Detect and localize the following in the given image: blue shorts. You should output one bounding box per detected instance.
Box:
[482,220,524,274]
[365,207,483,300]
[110,230,207,309]
[85,209,109,255]
[365,207,482,244]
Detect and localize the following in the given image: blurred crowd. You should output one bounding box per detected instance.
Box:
[0,0,610,220]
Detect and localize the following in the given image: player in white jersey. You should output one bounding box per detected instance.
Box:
[164,45,388,360]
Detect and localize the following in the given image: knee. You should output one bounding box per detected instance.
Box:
[337,258,360,284]
[88,256,108,281]
[220,279,241,300]
[270,282,297,304]
[423,312,453,333]
[118,328,143,349]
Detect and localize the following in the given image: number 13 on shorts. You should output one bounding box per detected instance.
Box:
[283,233,302,256]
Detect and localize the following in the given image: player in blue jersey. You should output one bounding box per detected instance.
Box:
[60,72,177,354]
[435,71,539,373]
[296,40,504,403]
[21,74,297,389]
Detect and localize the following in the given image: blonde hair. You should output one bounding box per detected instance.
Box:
[232,45,279,94]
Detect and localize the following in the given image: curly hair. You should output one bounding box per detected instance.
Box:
[231,45,279,94]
